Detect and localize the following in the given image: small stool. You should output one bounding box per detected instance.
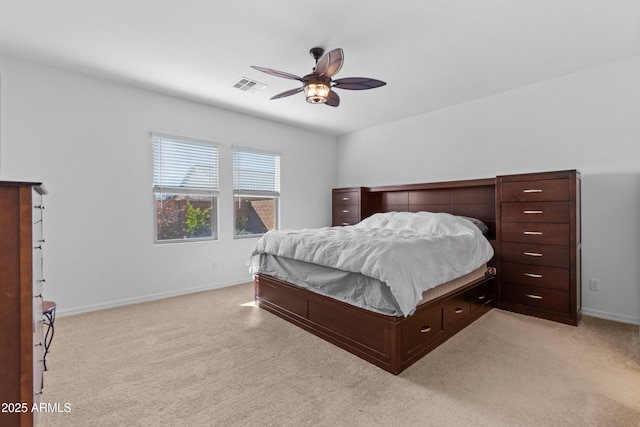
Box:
[42,301,56,371]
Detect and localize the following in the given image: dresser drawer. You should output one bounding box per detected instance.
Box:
[401,304,443,358]
[332,190,360,206]
[332,213,360,226]
[501,242,570,268]
[501,262,570,290]
[333,217,359,226]
[501,202,570,223]
[443,292,471,329]
[500,178,569,202]
[501,283,570,314]
[501,222,570,245]
[333,205,358,218]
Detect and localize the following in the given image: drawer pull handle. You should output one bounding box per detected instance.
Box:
[524,273,543,278]
[454,308,464,314]
[523,189,542,193]
[34,293,43,299]
[35,341,43,347]
[420,326,432,333]
[477,294,487,300]
[341,209,350,213]
[524,252,543,257]
[523,210,543,214]
[525,293,543,300]
[341,197,350,201]
[523,231,543,235]
[342,222,350,226]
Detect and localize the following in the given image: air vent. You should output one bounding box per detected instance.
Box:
[233,77,267,93]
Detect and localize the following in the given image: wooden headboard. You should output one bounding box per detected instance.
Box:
[362,178,497,240]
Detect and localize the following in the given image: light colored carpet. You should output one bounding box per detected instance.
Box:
[39,282,640,427]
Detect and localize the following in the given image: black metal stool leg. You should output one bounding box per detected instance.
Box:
[43,304,56,371]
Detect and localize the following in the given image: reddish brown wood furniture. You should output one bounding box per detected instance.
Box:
[255,171,581,374]
[496,170,581,325]
[0,181,47,427]
[255,178,498,374]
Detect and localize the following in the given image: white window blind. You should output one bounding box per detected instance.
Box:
[232,148,280,196]
[153,134,219,195]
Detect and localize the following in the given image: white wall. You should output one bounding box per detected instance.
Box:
[337,56,640,325]
[3,52,639,325]
[0,55,337,315]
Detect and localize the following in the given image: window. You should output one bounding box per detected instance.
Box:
[152,134,219,242]
[233,147,280,237]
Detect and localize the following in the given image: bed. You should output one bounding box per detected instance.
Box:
[252,178,497,374]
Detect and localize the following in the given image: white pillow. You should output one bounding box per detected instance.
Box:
[353,212,395,229]
[388,211,478,236]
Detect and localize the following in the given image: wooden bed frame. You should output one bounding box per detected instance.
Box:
[254,178,497,374]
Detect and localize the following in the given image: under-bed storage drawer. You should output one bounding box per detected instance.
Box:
[470,281,493,311]
[401,304,443,358]
[443,292,471,329]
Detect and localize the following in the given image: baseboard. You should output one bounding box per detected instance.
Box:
[53,284,640,328]
[581,307,640,326]
[55,278,253,317]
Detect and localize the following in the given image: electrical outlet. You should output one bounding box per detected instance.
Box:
[589,278,600,291]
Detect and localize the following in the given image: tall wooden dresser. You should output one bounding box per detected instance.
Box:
[496,170,581,325]
[0,181,47,426]
[332,187,368,226]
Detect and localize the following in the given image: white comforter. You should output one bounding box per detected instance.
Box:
[250,211,494,316]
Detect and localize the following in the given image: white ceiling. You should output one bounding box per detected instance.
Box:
[0,1,638,136]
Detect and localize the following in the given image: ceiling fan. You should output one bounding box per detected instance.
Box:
[251,47,386,107]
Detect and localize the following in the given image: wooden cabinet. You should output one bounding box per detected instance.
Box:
[332,187,365,226]
[496,170,581,325]
[0,181,47,427]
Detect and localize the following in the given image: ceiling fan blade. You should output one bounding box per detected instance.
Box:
[251,66,303,81]
[270,86,304,100]
[333,77,386,90]
[325,90,340,107]
[316,48,344,78]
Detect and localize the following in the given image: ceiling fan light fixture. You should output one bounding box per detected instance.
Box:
[304,81,331,104]
[252,47,386,108]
